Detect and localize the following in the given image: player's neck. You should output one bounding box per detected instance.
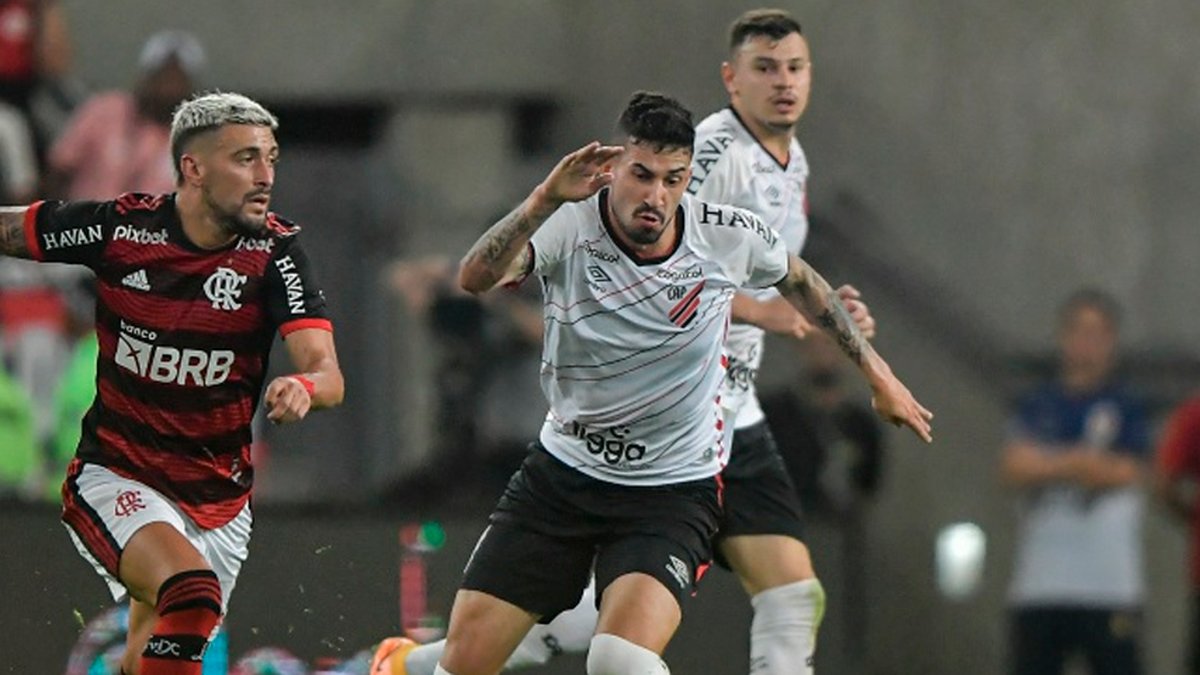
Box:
[731,102,793,166]
[176,190,239,250]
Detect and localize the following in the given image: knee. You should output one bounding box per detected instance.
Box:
[586,634,669,675]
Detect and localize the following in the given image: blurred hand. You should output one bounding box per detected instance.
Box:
[263,376,312,424]
[837,284,876,339]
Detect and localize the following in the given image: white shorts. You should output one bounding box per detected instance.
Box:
[62,463,252,610]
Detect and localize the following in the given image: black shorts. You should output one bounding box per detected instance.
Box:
[713,420,806,569]
[1009,606,1142,675]
[461,443,722,622]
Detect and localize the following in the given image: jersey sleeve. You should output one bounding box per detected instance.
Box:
[264,236,332,337]
[528,206,579,277]
[743,212,789,289]
[25,199,114,268]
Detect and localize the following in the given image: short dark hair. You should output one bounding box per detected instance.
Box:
[1059,288,1122,330]
[617,91,694,153]
[729,8,803,52]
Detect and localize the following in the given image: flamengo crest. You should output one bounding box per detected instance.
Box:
[204,267,247,311]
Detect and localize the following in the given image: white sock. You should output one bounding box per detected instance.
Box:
[404,641,445,675]
[749,579,826,675]
[586,633,670,675]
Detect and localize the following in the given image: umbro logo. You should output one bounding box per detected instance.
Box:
[665,555,690,590]
[121,269,150,291]
[587,265,612,283]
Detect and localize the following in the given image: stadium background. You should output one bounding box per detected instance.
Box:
[3,0,1199,672]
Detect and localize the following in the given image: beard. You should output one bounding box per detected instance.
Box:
[621,205,669,245]
[203,186,268,238]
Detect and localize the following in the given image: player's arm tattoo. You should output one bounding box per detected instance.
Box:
[460,197,554,292]
[0,206,33,258]
[777,256,870,365]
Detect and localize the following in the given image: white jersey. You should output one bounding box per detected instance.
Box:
[527,189,789,486]
[689,107,811,430]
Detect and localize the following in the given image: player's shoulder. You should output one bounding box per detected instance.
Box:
[263,212,302,239]
[113,192,170,217]
[682,193,778,248]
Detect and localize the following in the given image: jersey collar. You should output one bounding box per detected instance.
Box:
[598,188,685,266]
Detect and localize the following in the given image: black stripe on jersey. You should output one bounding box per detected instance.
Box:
[548,291,732,376]
[96,303,272,353]
[99,266,267,304]
[543,280,674,327]
[95,359,260,413]
[99,408,252,460]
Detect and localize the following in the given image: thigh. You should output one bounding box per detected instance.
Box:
[195,502,253,610]
[1010,608,1069,675]
[1079,609,1141,675]
[719,534,816,597]
[594,572,682,655]
[442,589,540,675]
[461,522,595,622]
[593,478,721,612]
[716,422,807,568]
[61,463,206,604]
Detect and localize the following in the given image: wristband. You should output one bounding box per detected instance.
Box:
[288,374,316,397]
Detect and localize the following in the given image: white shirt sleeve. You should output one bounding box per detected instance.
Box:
[744,214,790,289]
[528,205,580,277]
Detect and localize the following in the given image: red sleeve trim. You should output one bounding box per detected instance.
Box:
[23,200,43,261]
[279,317,333,338]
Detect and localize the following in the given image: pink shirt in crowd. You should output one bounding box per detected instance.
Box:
[49,91,176,200]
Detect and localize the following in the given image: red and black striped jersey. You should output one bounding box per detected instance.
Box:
[27,192,332,528]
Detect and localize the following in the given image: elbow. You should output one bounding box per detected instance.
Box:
[457,258,492,296]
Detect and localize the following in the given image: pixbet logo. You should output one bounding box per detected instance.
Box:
[113,224,168,245]
[114,331,234,386]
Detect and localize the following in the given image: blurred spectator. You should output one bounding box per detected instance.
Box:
[1000,289,1148,675]
[385,254,544,500]
[46,29,204,200]
[1154,393,1200,673]
[0,0,71,147]
[0,99,37,202]
[0,351,38,498]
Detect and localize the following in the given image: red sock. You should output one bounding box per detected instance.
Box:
[140,570,222,675]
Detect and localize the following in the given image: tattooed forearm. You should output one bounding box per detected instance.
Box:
[779,256,870,365]
[459,198,555,293]
[816,295,866,365]
[0,207,32,258]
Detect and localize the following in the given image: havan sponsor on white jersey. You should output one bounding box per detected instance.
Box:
[528,190,787,486]
[690,107,811,431]
[114,320,234,386]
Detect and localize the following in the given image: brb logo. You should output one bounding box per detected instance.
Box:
[204,267,246,311]
[115,321,234,386]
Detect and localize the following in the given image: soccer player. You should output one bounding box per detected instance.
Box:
[407,91,929,675]
[372,10,878,675]
[0,92,343,675]
[689,10,847,674]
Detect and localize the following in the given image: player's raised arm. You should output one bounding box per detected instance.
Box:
[459,141,622,294]
[0,205,35,258]
[775,253,934,442]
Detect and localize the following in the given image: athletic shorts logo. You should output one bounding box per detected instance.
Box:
[114,332,235,386]
[203,267,247,311]
[120,269,151,291]
[145,637,182,657]
[665,555,690,590]
[114,489,146,517]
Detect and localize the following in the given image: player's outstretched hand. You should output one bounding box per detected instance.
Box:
[871,375,934,443]
[837,284,876,340]
[538,141,624,205]
[263,375,313,424]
